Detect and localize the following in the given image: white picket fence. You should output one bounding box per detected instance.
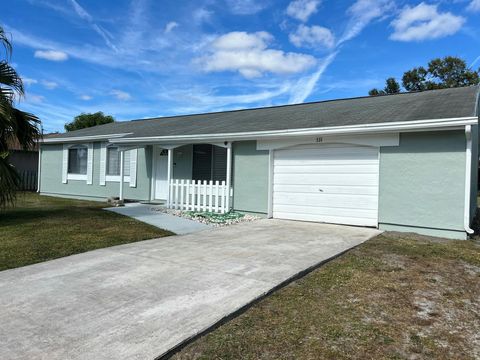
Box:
[168,179,232,213]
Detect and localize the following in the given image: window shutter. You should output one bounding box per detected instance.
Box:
[62,144,68,183]
[129,149,138,187]
[99,143,107,186]
[87,143,94,185]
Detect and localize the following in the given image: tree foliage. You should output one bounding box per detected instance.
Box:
[368,77,401,96]
[0,26,41,208]
[65,112,115,131]
[369,56,480,96]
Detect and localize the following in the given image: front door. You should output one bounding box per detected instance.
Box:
[155,149,169,200]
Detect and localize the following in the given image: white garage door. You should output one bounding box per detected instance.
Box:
[273,144,379,227]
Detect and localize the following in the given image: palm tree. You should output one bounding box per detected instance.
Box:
[0,26,41,207]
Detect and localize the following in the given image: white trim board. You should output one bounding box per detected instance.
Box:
[110,116,477,145]
[257,133,399,151]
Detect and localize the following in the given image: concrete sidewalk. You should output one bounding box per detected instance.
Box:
[105,203,210,234]
[0,219,381,360]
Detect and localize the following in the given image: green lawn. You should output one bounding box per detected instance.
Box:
[174,233,480,360]
[0,193,171,271]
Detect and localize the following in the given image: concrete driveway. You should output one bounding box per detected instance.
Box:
[0,219,380,360]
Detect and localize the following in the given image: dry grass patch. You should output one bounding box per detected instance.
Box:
[173,233,480,360]
[0,193,172,271]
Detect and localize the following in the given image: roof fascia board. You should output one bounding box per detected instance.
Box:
[110,116,478,145]
[42,133,133,144]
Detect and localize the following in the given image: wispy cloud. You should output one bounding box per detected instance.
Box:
[80,95,93,100]
[68,0,118,51]
[22,77,38,86]
[164,21,179,33]
[225,0,269,15]
[111,89,132,101]
[41,80,58,90]
[289,0,394,103]
[34,49,69,61]
[467,0,480,12]
[289,24,335,49]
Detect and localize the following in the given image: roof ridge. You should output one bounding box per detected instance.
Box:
[126,86,477,124]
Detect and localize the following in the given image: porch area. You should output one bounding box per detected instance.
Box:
[118,143,233,214]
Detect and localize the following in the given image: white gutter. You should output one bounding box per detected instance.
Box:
[464,125,475,236]
[37,145,42,192]
[109,116,478,145]
[42,133,133,144]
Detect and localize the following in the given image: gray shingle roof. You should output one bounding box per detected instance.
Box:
[53,86,479,140]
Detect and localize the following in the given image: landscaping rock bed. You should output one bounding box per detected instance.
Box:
[154,208,260,227]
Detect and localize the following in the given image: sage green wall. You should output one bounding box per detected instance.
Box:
[379,130,466,238]
[232,141,269,214]
[40,143,152,201]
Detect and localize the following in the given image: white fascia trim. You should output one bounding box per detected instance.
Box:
[464,125,474,235]
[42,133,132,143]
[109,117,478,144]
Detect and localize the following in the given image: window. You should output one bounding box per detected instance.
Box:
[192,144,226,182]
[106,146,130,176]
[68,145,88,174]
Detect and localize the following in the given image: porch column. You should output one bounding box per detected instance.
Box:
[166,148,173,207]
[119,150,124,200]
[225,142,232,212]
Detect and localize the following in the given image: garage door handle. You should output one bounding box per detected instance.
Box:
[318,189,323,192]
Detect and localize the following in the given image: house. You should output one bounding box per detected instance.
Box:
[39,86,480,240]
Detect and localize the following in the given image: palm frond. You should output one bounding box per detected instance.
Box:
[10,108,41,150]
[0,27,12,58]
[0,61,24,97]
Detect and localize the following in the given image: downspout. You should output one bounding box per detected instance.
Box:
[37,145,42,193]
[464,125,474,235]
[119,150,124,201]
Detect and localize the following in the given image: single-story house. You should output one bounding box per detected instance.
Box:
[39,86,479,240]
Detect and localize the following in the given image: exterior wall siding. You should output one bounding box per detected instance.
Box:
[40,143,152,201]
[470,124,478,220]
[172,145,193,180]
[232,141,269,214]
[378,130,467,239]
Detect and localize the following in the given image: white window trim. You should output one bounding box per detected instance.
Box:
[67,173,88,181]
[106,175,131,182]
[66,144,91,182]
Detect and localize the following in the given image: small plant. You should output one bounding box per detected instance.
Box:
[185,211,245,224]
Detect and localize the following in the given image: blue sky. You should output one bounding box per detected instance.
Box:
[2,0,480,133]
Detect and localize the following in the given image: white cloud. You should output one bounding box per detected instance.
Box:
[80,95,93,100]
[111,90,132,101]
[41,80,58,90]
[390,3,465,42]
[338,0,394,44]
[164,21,179,33]
[34,50,69,61]
[286,0,320,22]
[467,0,480,12]
[289,25,335,49]
[197,31,316,78]
[225,0,268,15]
[22,77,38,86]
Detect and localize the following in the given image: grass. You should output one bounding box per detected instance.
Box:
[0,192,172,271]
[173,232,480,360]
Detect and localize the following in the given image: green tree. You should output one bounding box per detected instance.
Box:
[368,77,401,96]
[0,26,41,207]
[65,112,115,131]
[370,56,480,96]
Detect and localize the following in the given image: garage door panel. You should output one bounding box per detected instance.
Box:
[274,164,379,174]
[273,212,378,227]
[273,184,378,195]
[274,173,378,186]
[272,144,379,227]
[273,193,378,210]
